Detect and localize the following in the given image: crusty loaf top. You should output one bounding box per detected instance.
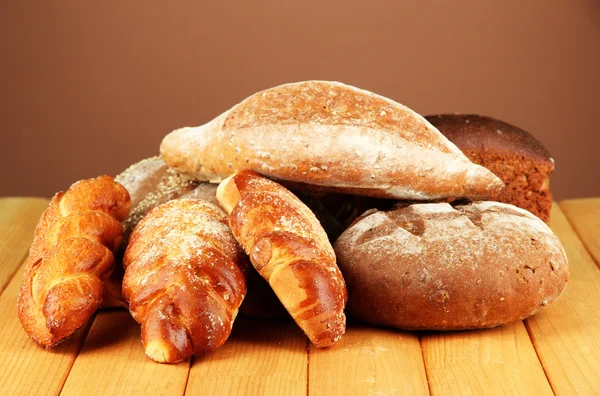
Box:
[334,201,569,331]
[225,81,458,154]
[426,114,554,166]
[346,201,560,246]
[338,201,567,274]
[161,81,504,200]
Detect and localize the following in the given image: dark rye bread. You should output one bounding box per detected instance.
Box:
[334,201,569,330]
[427,114,554,222]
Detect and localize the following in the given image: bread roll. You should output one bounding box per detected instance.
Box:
[334,201,569,330]
[123,199,248,363]
[217,170,347,346]
[161,81,503,201]
[17,176,130,348]
[114,157,343,317]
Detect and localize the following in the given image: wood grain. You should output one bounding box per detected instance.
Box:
[0,263,89,396]
[524,203,600,394]
[61,311,190,396]
[308,324,429,396]
[185,317,308,396]
[421,321,552,395]
[0,197,48,292]
[560,198,600,267]
[2,198,599,395]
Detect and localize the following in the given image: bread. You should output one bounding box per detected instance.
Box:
[238,191,341,319]
[17,176,131,348]
[114,157,340,318]
[122,199,248,363]
[161,81,503,201]
[239,268,289,319]
[334,201,569,330]
[216,170,347,346]
[427,114,554,222]
[115,156,218,242]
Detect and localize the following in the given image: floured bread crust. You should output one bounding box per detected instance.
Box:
[217,170,347,346]
[116,157,218,244]
[161,81,503,200]
[334,201,569,330]
[123,199,248,363]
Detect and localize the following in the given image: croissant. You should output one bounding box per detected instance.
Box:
[122,199,248,363]
[217,170,347,347]
[17,176,131,348]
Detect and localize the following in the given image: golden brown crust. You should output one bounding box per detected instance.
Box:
[161,81,503,201]
[17,176,131,348]
[216,170,347,347]
[122,199,248,363]
[238,268,288,319]
[334,201,569,330]
[115,156,218,245]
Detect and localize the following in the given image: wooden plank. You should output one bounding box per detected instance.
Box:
[185,317,308,396]
[61,311,190,396]
[524,203,600,394]
[560,198,600,267]
[421,321,552,395]
[0,197,48,292]
[0,263,89,396]
[308,324,429,396]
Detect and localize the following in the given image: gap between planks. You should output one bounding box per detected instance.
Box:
[3,199,600,395]
[308,323,429,395]
[560,198,600,268]
[0,197,49,293]
[524,202,600,395]
[0,259,92,396]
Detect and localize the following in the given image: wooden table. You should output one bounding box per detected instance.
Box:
[1,197,599,396]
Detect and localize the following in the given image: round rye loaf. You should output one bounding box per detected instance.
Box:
[334,201,569,330]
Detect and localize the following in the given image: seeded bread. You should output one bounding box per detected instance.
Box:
[334,201,569,330]
[115,157,218,243]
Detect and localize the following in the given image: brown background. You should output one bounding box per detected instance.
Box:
[1,1,598,199]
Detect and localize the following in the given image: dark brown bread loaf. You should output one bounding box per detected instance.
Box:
[334,201,569,330]
[426,114,554,222]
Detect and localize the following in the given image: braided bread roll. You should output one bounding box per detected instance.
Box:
[122,199,248,363]
[17,176,131,348]
[217,170,347,347]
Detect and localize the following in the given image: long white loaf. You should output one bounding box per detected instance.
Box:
[160,81,503,200]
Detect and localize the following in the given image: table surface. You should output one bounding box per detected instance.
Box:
[1,197,599,396]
